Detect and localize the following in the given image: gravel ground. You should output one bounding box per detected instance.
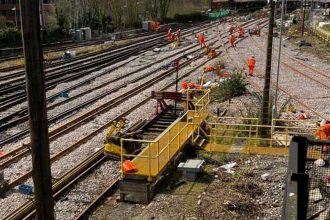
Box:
[53,160,120,220]
[223,28,330,120]
[91,154,287,220]
[0,20,277,219]
[0,24,223,219]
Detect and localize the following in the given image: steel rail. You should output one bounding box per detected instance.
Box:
[0,23,215,112]
[0,19,262,168]
[3,33,230,219]
[223,25,328,120]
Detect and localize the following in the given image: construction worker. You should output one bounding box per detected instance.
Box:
[150,21,156,31]
[181,81,189,90]
[247,55,256,76]
[198,32,206,48]
[229,34,236,48]
[208,48,217,58]
[238,26,245,38]
[156,20,161,31]
[316,121,330,152]
[255,23,261,36]
[204,64,215,72]
[167,28,173,41]
[228,25,234,34]
[230,16,234,24]
[176,29,181,40]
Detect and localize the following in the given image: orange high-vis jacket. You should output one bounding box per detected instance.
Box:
[316,124,330,140]
[181,81,189,89]
[198,33,205,42]
[205,65,214,72]
[229,35,235,43]
[247,57,256,67]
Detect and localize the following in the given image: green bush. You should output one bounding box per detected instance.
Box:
[174,12,207,23]
[43,27,70,43]
[0,28,21,47]
[213,73,247,102]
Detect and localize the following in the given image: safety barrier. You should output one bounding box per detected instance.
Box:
[282,137,330,220]
[310,26,330,47]
[203,117,318,156]
[120,89,210,181]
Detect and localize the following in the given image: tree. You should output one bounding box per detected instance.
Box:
[159,0,171,23]
[144,0,171,22]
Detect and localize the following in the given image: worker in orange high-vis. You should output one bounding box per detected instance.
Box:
[176,29,181,40]
[229,34,236,47]
[229,25,234,34]
[150,21,156,31]
[167,28,173,41]
[316,121,330,152]
[198,32,206,48]
[238,26,245,38]
[204,64,214,72]
[247,55,256,76]
[156,20,161,31]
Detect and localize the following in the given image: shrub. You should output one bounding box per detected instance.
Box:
[174,12,207,23]
[0,28,21,47]
[213,72,247,102]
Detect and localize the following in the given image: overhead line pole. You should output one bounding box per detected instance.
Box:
[273,0,286,119]
[301,0,306,36]
[19,0,55,219]
[261,0,275,133]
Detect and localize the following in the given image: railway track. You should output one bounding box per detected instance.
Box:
[250,37,330,91]
[0,22,215,114]
[0,30,160,66]
[222,25,328,120]
[0,18,262,159]
[1,18,265,219]
[248,34,329,119]
[0,25,220,148]
[0,31,166,77]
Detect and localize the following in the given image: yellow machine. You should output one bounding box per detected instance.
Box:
[204,46,211,55]
[171,36,180,49]
[208,48,217,58]
[104,118,143,158]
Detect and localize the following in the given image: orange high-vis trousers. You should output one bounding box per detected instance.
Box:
[248,65,255,75]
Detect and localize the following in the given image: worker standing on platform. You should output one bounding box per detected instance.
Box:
[247,55,256,76]
[229,34,236,48]
[316,120,330,152]
[198,32,206,48]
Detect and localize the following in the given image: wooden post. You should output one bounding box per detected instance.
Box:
[261,0,275,136]
[19,0,55,219]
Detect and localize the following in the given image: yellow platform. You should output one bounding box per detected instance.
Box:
[132,121,194,178]
[121,90,210,181]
